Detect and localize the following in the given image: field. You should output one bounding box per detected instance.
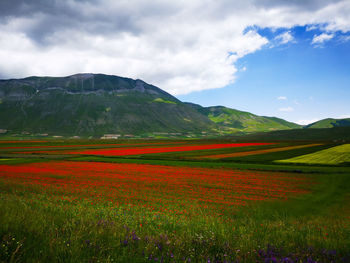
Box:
[0,139,350,262]
[277,144,350,165]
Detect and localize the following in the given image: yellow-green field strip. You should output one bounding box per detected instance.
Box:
[276,144,350,165]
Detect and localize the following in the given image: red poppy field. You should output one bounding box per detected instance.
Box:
[0,139,349,262]
[13,142,272,156]
[0,161,312,216]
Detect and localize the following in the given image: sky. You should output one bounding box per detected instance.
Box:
[0,0,349,125]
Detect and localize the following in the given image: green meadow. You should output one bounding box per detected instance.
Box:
[0,139,350,262]
[277,144,350,165]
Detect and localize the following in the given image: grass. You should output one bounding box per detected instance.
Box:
[153,98,177,104]
[0,139,350,262]
[1,171,349,262]
[199,143,324,159]
[71,156,350,175]
[209,144,335,164]
[277,144,350,165]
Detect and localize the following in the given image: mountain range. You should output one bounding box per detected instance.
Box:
[0,73,348,138]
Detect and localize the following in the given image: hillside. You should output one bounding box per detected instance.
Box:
[304,118,350,129]
[0,74,214,136]
[185,104,301,132]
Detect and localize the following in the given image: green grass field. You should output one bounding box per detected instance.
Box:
[0,139,350,262]
[277,144,350,165]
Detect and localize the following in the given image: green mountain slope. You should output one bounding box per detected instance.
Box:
[185,104,300,132]
[0,74,214,136]
[304,118,350,129]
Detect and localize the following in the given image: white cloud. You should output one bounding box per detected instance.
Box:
[339,35,350,42]
[279,106,294,112]
[0,1,349,95]
[338,114,350,119]
[306,25,318,31]
[241,66,247,72]
[274,31,294,44]
[277,96,287,100]
[312,33,334,44]
[296,119,320,125]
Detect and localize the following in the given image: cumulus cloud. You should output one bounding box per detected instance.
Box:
[0,0,350,95]
[277,96,287,100]
[279,107,294,112]
[312,33,334,44]
[275,31,294,44]
[306,25,318,31]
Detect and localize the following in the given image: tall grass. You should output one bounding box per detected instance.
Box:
[1,171,349,262]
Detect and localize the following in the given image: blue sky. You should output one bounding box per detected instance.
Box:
[178,26,350,125]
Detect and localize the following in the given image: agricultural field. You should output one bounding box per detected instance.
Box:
[0,139,350,262]
[277,144,350,165]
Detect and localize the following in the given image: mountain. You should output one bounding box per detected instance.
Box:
[185,104,301,132]
[304,118,350,129]
[0,74,214,136]
[2,73,332,138]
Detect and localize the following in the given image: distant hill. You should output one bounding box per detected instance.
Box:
[304,118,350,129]
[0,74,213,136]
[185,104,301,132]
